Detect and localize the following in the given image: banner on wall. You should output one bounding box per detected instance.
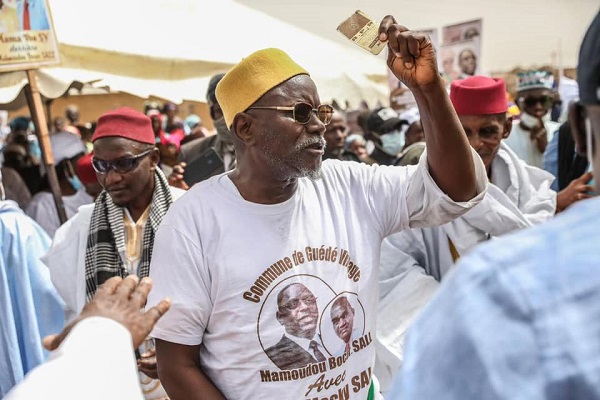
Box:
[0,0,60,72]
[438,37,482,82]
[438,19,482,83]
[442,18,482,45]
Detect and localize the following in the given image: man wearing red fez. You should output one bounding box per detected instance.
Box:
[390,13,600,398]
[376,76,592,390]
[42,107,185,400]
[449,76,590,214]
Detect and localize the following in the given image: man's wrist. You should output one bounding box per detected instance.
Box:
[406,76,446,96]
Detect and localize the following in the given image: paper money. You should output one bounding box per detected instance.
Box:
[337,10,385,55]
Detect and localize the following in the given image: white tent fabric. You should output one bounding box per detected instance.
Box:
[0,68,111,110]
[0,0,390,107]
[240,0,599,74]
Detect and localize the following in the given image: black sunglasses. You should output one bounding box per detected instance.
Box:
[247,102,334,125]
[92,149,153,174]
[521,95,554,108]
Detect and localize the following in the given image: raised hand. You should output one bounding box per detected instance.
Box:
[167,162,189,190]
[378,15,439,90]
[138,348,159,379]
[529,124,548,153]
[556,171,595,213]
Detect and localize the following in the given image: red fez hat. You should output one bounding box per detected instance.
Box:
[92,107,154,144]
[76,153,97,185]
[450,76,508,115]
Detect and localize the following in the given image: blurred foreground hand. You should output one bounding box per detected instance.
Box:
[43,275,171,351]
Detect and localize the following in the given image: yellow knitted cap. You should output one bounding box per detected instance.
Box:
[215,48,309,128]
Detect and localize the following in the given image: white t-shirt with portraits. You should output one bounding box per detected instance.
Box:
[148,151,487,400]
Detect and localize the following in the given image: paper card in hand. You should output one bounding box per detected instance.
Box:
[337,10,386,55]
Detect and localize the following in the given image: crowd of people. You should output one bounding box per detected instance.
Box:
[1,10,599,400]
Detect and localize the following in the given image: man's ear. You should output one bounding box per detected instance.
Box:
[232,113,257,146]
[149,147,160,169]
[503,116,513,139]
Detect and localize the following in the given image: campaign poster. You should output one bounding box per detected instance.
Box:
[0,0,60,72]
[438,38,481,83]
[442,18,482,45]
[439,19,482,84]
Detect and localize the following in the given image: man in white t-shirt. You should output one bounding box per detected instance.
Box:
[147,16,488,400]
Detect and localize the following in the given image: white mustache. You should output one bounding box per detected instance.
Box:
[295,138,326,151]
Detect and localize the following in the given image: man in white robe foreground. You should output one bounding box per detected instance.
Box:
[4,275,171,400]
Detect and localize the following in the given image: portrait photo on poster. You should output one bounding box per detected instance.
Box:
[438,37,482,83]
[0,0,60,72]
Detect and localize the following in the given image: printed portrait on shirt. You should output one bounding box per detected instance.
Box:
[238,243,376,398]
[321,293,365,358]
[259,276,333,371]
